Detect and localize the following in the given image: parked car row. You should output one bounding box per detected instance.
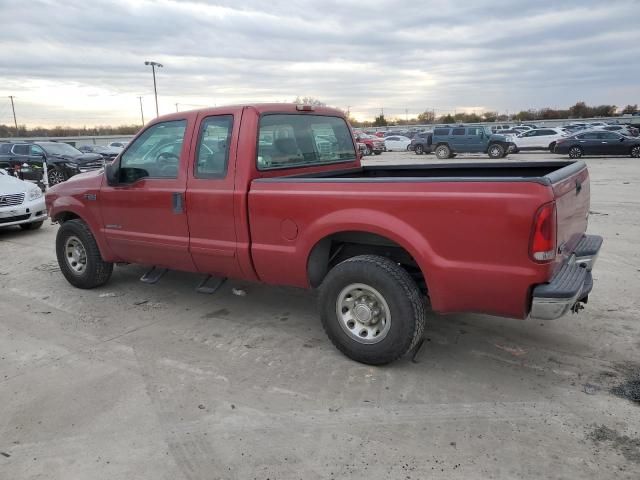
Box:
[0,141,107,186]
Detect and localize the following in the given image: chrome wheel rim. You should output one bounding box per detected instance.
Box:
[490,146,501,157]
[49,170,65,185]
[436,148,447,158]
[336,283,391,344]
[569,147,581,158]
[64,236,87,274]
[632,147,640,158]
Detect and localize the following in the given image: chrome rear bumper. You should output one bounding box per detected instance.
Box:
[530,234,602,320]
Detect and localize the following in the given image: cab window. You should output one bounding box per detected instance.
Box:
[120,120,186,182]
[257,114,355,170]
[195,115,233,178]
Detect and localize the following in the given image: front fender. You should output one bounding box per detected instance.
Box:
[47,193,117,262]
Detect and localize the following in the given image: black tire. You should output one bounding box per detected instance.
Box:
[414,144,424,155]
[435,145,450,159]
[48,167,67,186]
[56,219,113,289]
[373,151,382,155]
[365,145,373,156]
[20,221,44,230]
[487,143,505,158]
[631,145,640,158]
[548,142,556,152]
[406,144,412,151]
[568,146,583,159]
[319,255,426,365]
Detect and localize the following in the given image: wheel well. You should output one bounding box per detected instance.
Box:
[54,211,80,223]
[307,231,427,293]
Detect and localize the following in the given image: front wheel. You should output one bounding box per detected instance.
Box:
[488,144,505,158]
[549,142,556,152]
[631,145,640,158]
[373,151,382,155]
[48,167,67,186]
[319,255,426,365]
[56,219,113,289]
[365,145,373,156]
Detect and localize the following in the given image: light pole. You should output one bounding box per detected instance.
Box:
[138,96,145,125]
[8,96,18,133]
[144,61,163,117]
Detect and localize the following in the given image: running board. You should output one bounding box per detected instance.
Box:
[196,275,227,294]
[140,267,168,284]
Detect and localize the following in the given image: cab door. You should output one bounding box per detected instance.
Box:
[185,112,243,279]
[99,119,196,271]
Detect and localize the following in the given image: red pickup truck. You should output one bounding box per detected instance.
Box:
[46,103,602,365]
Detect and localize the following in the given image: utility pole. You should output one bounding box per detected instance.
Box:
[175,103,179,112]
[138,96,145,125]
[144,60,163,117]
[8,96,18,133]
[346,105,351,118]
[405,108,409,123]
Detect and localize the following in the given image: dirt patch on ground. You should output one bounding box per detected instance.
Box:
[588,425,640,464]
[610,363,640,404]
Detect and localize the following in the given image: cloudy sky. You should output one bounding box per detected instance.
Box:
[0,0,638,127]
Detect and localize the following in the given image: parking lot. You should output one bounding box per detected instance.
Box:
[1,152,639,479]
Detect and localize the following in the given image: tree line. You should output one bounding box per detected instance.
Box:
[352,102,638,127]
[0,124,141,138]
[1,101,637,137]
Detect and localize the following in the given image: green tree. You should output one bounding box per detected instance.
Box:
[417,110,435,124]
[373,114,388,127]
[622,104,638,114]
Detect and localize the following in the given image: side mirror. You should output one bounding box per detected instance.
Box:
[105,161,119,186]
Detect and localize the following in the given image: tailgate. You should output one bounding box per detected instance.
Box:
[548,162,590,263]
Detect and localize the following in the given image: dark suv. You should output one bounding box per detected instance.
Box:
[409,132,433,154]
[426,126,516,159]
[0,141,104,185]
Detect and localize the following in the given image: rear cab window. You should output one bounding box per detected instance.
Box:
[257,114,355,170]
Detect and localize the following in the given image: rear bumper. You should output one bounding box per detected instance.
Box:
[530,234,602,320]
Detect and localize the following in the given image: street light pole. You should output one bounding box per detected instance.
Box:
[138,96,145,125]
[8,96,18,133]
[144,61,163,117]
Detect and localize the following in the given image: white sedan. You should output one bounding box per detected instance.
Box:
[0,169,47,230]
[384,135,412,151]
[512,128,568,152]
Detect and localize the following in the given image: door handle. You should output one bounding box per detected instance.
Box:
[172,192,184,214]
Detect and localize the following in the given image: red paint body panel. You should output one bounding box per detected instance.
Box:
[46,103,592,321]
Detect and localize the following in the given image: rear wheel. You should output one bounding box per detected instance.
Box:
[373,151,382,155]
[568,146,583,159]
[631,145,640,158]
[549,142,556,152]
[56,219,113,289]
[365,145,373,156]
[414,144,424,155]
[488,144,505,158]
[435,145,450,159]
[319,255,426,365]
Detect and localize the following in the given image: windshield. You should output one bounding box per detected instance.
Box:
[40,143,82,156]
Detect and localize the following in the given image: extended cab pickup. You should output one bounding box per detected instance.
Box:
[46,103,603,365]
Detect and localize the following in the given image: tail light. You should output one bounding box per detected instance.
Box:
[530,202,556,262]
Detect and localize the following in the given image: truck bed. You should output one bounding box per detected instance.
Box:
[249,159,589,319]
[263,160,583,185]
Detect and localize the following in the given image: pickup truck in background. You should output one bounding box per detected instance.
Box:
[46,103,602,365]
[354,133,384,155]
